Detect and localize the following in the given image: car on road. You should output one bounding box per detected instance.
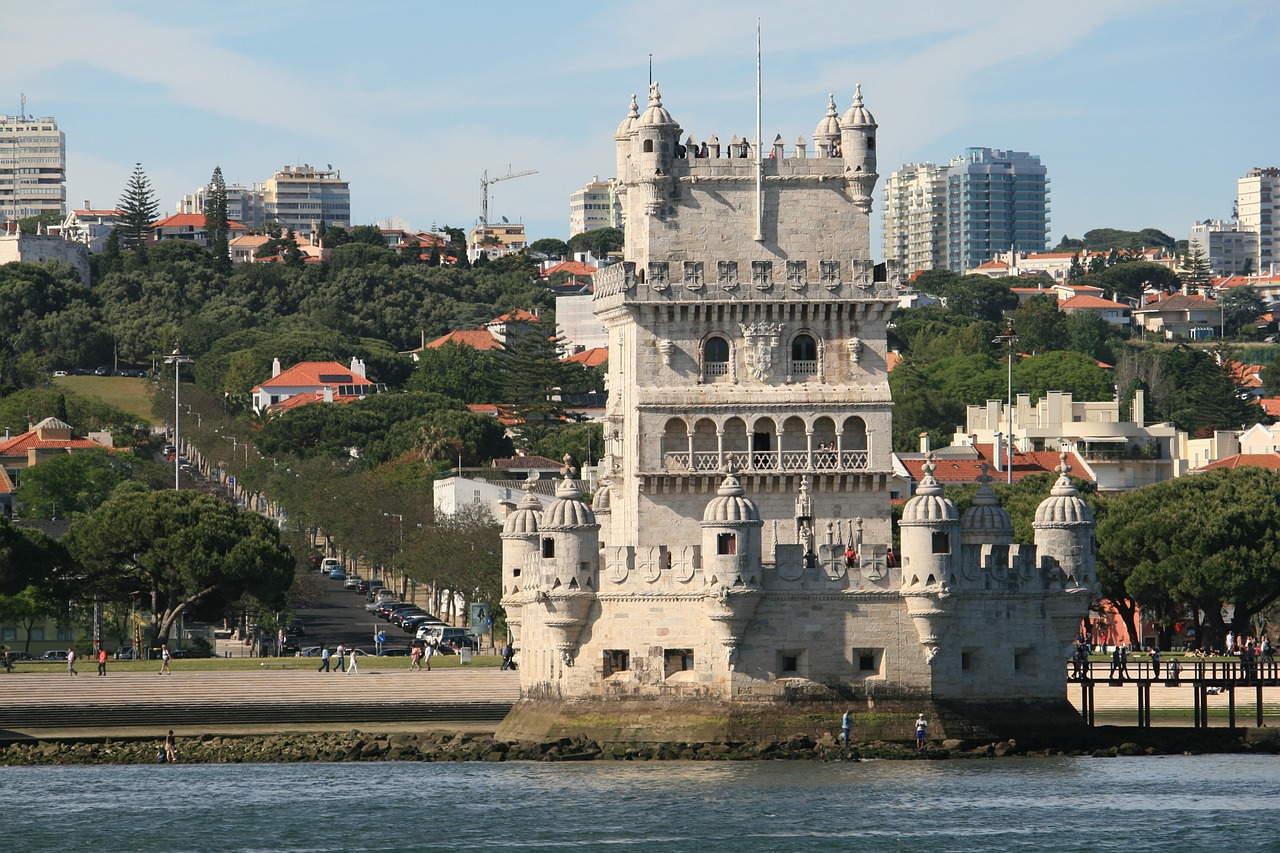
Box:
[328,568,347,580]
[438,635,479,654]
[343,575,361,590]
[113,646,135,660]
[320,558,342,573]
[4,650,34,661]
[366,598,395,612]
[415,626,475,649]
[52,370,68,378]
[285,618,306,637]
[375,602,415,619]
[93,366,112,376]
[356,579,371,593]
[400,614,444,633]
[299,646,324,657]
[39,650,70,661]
[376,647,410,657]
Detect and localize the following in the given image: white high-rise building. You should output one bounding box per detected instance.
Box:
[1237,167,1280,274]
[1188,219,1258,277]
[569,177,622,237]
[0,113,66,222]
[883,163,948,281]
[177,183,267,229]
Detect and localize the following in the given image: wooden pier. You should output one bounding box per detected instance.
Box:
[1071,658,1279,728]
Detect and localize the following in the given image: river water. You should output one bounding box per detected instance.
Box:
[2,755,1275,852]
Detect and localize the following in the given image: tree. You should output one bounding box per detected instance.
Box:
[495,320,575,444]
[528,237,569,259]
[406,342,501,403]
[204,166,230,270]
[568,227,623,260]
[1071,261,1181,302]
[1183,247,1212,291]
[349,224,385,247]
[1098,467,1280,651]
[117,163,160,250]
[913,271,1018,321]
[14,448,131,520]
[65,486,294,646]
[1218,285,1265,338]
[1013,351,1115,402]
[1006,294,1067,354]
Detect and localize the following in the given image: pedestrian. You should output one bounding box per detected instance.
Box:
[410,645,422,671]
[318,645,331,672]
[164,729,177,763]
[333,643,345,673]
[1150,648,1161,679]
[1109,645,1121,679]
[424,637,437,672]
[97,647,108,676]
[347,647,359,674]
[500,642,515,671]
[159,644,172,675]
[67,647,77,676]
[915,714,928,749]
[841,709,852,745]
[1117,643,1130,678]
[1226,631,1236,655]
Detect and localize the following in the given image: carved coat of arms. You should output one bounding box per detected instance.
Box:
[740,322,784,381]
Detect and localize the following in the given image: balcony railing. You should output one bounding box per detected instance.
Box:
[662,450,869,473]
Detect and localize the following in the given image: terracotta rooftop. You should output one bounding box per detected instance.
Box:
[253,361,370,391]
[544,260,598,277]
[564,347,608,367]
[1195,453,1280,472]
[149,213,247,230]
[1259,397,1280,418]
[899,444,1089,486]
[427,329,503,350]
[1060,294,1130,310]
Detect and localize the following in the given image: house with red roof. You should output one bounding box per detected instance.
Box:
[250,358,384,414]
[1059,293,1132,326]
[149,213,248,248]
[0,417,114,515]
[1132,292,1218,340]
[1192,453,1280,473]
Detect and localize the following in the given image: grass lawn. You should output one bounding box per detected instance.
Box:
[53,375,159,425]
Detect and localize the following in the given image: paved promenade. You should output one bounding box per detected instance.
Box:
[0,667,520,739]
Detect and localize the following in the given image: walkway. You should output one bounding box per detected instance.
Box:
[0,668,520,739]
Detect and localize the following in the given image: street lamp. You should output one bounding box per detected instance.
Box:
[992,325,1020,484]
[384,511,404,596]
[163,345,194,490]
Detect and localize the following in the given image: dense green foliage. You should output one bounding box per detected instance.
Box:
[1052,228,1178,253]
[13,448,133,520]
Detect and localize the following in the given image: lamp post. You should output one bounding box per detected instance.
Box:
[384,511,404,596]
[992,325,1020,484]
[163,345,194,490]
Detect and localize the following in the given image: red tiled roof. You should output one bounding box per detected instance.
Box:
[0,433,109,455]
[267,391,363,413]
[0,466,13,493]
[1224,360,1264,388]
[1196,454,1280,471]
[1060,294,1130,310]
[426,329,503,350]
[544,261,598,277]
[149,213,247,230]
[490,309,541,324]
[73,209,122,216]
[972,260,1008,270]
[899,445,1090,485]
[1259,398,1280,418]
[564,347,608,367]
[887,351,902,372]
[254,361,369,391]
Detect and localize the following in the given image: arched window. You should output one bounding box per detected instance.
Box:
[703,337,730,380]
[643,139,654,153]
[790,334,817,376]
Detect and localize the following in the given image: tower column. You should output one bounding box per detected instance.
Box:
[716,428,725,469]
[805,429,814,469]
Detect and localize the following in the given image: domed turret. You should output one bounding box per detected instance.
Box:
[615,93,640,179]
[500,476,544,642]
[840,83,878,186]
[1033,453,1097,588]
[961,465,1013,546]
[632,82,681,214]
[502,482,543,537]
[701,473,762,589]
[899,456,959,590]
[813,94,841,157]
[636,81,676,129]
[703,473,761,524]
[542,475,597,530]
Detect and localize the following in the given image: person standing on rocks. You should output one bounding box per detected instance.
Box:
[97,647,108,676]
[66,647,77,676]
[915,714,928,749]
[159,645,172,675]
[333,643,345,673]
[164,729,177,763]
[841,709,852,745]
[318,645,331,672]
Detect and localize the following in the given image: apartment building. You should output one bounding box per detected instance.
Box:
[0,113,65,222]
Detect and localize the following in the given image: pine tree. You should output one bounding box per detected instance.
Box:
[205,165,230,269]
[1183,247,1212,291]
[117,163,159,250]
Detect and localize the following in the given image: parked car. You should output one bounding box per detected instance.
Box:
[93,365,111,376]
[285,618,306,637]
[343,575,361,590]
[328,568,347,581]
[366,598,394,612]
[4,650,34,661]
[400,614,443,633]
[39,650,70,661]
[300,646,324,657]
[52,370,68,378]
[376,647,410,657]
[320,558,342,573]
[356,579,370,594]
[415,626,475,649]
[438,635,479,654]
[113,646,135,660]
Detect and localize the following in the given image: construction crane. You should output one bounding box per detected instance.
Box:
[480,166,538,227]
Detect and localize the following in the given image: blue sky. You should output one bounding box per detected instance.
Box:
[7,0,1279,251]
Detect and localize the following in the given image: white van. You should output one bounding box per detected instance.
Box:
[320,558,341,573]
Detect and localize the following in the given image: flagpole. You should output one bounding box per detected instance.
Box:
[754,18,763,242]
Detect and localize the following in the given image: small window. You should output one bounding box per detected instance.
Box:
[776,649,806,676]
[931,532,950,554]
[1,627,15,641]
[781,654,798,673]
[643,139,654,153]
[30,627,44,642]
[703,337,730,380]
[664,648,694,677]
[56,626,72,641]
[961,649,978,671]
[853,647,882,677]
[604,649,629,676]
[717,532,736,555]
[542,538,555,558]
[1014,647,1035,673]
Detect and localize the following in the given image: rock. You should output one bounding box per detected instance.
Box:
[942,739,964,750]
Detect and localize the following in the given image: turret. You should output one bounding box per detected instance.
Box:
[701,472,764,670]
[840,84,878,214]
[813,94,841,158]
[898,456,959,590]
[536,474,600,663]
[1032,453,1097,589]
[499,475,543,645]
[960,465,1013,547]
[615,94,639,182]
[632,82,681,214]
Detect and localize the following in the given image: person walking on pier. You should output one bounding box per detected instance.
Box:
[159,645,172,675]
[318,645,331,672]
[66,647,77,676]
[1150,648,1161,679]
[500,642,515,671]
[333,643,345,673]
[1109,645,1122,679]
[97,647,107,676]
[346,648,359,674]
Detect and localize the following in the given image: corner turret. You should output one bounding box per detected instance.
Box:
[840,84,878,213]
[1033,453,1097,589]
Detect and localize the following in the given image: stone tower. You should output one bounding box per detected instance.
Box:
[498,84,1095,744]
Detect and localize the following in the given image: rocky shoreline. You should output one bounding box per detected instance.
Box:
[2,727,1278,766]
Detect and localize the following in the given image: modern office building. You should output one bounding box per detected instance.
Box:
[883,162,948,281]
[0,113,66,222]
[569,177,622,236]
[946,148,1049,273]
[1188,219,1258,277]
[1237,167,1280,274]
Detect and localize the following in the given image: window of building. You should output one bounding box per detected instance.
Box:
[961,649,978,671]
[1014,647,1035,673]
[703,337,730,380]
[1,628,15,641]
[603,649,629,676]
[852,648,883,677]
[643,139,654,153]
[717,532,736,555]
[56,626,72,641]
[541,538,555,559]
[30,627,44,642]
[664,648,694,678]
[931,532,950,554]
[790,334,818,377]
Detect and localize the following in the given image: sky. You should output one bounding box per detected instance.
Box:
[5,0,1279,252]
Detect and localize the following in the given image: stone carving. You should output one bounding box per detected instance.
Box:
[848,336,863,365]
[740,322,784,381]
[657,338,675,368]
[717,260,738,291]
[820,260,841,290]
[751,260,773,291]
[650,261,670,292]
[786,260,807,291]
[684,261,704,291]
